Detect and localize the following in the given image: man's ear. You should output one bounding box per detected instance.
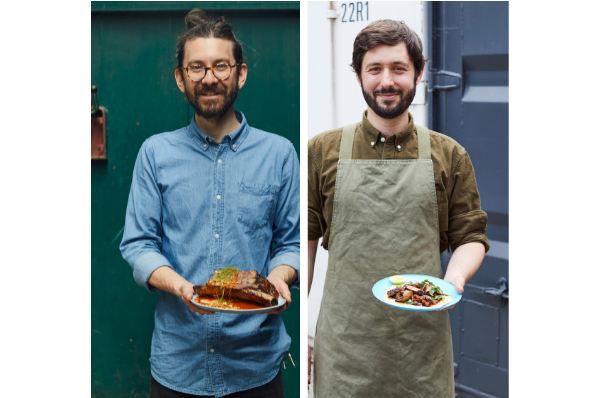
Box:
[237,63,248,89]
[415,65,424,86]
[175,68,186,93]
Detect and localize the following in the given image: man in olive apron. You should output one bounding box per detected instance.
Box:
[308,20,490,397]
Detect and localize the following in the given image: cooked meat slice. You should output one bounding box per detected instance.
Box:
[387,287,402,297]
[206,268,279,298]
[423,301,430,307]
[194,285,277,307]
[397,290,413,302]
[424,284,431,294]
[406,285,425,295]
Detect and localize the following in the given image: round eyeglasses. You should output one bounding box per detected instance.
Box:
[181,63,241,82]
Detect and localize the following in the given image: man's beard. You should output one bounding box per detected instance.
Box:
[184,74,239,120]
[360,79,416,119]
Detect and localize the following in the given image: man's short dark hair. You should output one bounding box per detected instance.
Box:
[175,9,244,68]
[351,19,427,79]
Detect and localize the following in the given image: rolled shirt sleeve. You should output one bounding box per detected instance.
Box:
[447,152,491,253]
[268,142,301,289]
[120,140,172,292]
[307,137,326,242]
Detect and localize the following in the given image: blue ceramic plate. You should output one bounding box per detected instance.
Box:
[191,294,286,314]
[372,274,461,311]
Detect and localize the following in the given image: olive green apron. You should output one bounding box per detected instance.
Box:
[313,123,454,398]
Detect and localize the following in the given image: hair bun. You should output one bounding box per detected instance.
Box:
[185,9,209,31]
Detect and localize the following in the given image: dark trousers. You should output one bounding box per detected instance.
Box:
[150,370,285,398]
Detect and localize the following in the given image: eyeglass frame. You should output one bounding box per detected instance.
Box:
[180,62,242,82]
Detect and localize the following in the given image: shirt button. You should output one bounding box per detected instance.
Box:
[232,144,236,148]
[218,159,222,163]
[397,145,401,150]
[215,234,219,239]
[203,144,207,148]
[210,348,214,353]
[217,195,221,200]
[381,137,386,142]
[371,141,375,146]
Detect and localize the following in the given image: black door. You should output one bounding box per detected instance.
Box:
[431,2,509,397]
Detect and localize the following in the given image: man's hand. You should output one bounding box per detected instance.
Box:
[267,265,297,314]
[149,266,214,315]
[176,280,215,316]
[440,242,485,311]
[441,274,465,310]
[308,344,312,389]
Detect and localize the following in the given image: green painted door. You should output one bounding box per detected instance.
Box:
[91,3,300,397]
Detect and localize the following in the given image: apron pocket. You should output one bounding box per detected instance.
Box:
[237,182,277,231]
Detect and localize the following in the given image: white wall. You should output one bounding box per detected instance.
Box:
[308,1,429,339]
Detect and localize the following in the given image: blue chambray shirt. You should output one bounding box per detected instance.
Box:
[120,111,300,397]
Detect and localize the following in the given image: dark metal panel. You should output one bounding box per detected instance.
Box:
[460,357,509,398]
[462,2,509,56]
[462,301,499,364]
[433,2,509,397]
[498,303,509,370]
[461,102,509,215]
[91,1,300,12]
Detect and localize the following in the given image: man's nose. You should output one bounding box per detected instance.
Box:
[380,68,395,88]
[203,68,219,85]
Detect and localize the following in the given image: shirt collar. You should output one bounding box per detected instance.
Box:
[361,110,415,148]
[189,110,249,152]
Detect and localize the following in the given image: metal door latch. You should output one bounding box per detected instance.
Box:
[91,85,107,160]
[430,69,461,91]
[464,277,509,307]
[483,277,509,307]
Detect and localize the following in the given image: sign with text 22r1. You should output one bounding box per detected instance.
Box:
[341,2,369,23]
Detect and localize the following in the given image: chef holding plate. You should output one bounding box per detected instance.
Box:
[307,19,490,397]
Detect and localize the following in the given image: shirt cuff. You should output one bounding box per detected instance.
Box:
[133,251,173,292]
[268,252,300,290]
[453,233,491,253]
[308,208,325,241]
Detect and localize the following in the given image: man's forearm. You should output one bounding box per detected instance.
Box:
[269,264,298,285]
[149,265,214,315]
[444,242,486,291]
[308,240,318,295]
[148,265,189,297]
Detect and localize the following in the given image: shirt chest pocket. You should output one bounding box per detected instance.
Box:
[237,182,278,231]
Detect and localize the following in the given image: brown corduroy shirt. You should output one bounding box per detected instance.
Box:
[308,111,490,254]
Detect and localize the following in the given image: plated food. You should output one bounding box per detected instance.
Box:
[385,279,450,308]
[193,267,280,310]
[372,274,462,311]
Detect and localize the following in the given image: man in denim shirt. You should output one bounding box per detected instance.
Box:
[120,9,299,398]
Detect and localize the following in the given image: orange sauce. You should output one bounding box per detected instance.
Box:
[194,296,264,310]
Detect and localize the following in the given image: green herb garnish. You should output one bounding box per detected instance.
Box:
[212,267,240,286]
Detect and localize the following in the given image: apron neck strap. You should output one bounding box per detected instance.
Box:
[339,122,359,160]
[415,124,432,160]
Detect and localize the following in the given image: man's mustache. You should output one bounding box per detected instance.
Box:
[194,85,227,96]
[373,88,402,96]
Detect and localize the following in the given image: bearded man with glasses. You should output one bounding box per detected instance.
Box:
[120,9,299,398]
